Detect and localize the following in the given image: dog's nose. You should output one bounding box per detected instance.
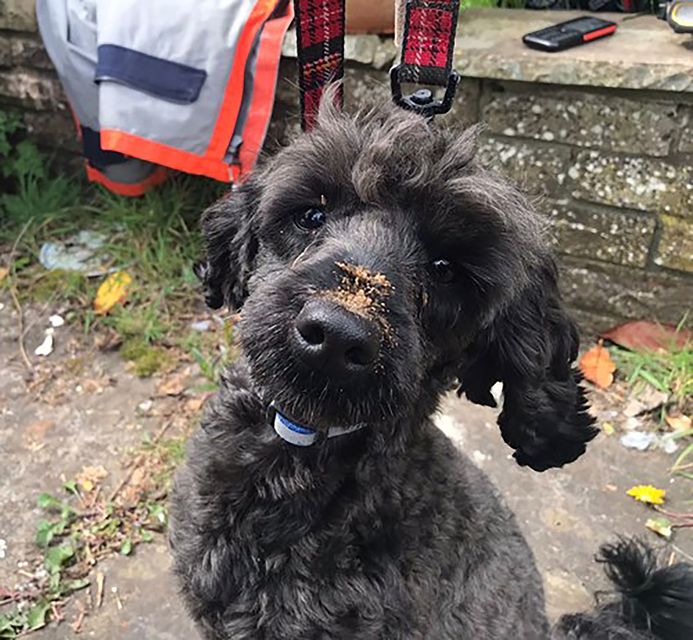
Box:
[294,299,379,379]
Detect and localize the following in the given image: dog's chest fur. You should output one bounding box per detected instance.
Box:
[170,370,548,640]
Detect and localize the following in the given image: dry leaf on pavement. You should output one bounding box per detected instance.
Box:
[665,413,691,432]
[600,320,690,353]
[579,341,616,389]
[156,370,189,396]
[93,271,132,315]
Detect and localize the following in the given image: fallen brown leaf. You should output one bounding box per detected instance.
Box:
[182,394,209,415]
[579,341,616,389]
[156,370,189,396]
[665,413,691,432]
[0,266,9,283]
[601,320,690,353]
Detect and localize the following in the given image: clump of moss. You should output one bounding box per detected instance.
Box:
[120,337,173,377]
[120,337,149,361]
[24,269,90,304]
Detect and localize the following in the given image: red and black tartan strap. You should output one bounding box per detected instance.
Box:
[293,0,345,131]
[391,0,461,118]
[398,0,460,85]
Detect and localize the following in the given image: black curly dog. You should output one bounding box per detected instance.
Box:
[170,103,693,639]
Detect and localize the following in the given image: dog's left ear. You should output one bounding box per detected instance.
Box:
[458,257,598,472]
[194,181,259,310]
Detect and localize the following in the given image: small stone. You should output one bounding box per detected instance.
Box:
[137,399,154,415]
[623,416,642,431]
[190,320,212,332]
[471,450,489,466]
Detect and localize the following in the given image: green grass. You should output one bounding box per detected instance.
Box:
[0,109,235,388]
[0,123,227,359]
[610,340,692,409]
[609,330,692,481]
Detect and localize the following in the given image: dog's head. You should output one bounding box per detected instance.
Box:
[198,103,597,471]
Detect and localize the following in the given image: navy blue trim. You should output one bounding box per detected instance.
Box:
[95,44,207,104]
[276,413,315,435]
[81,126,128,168]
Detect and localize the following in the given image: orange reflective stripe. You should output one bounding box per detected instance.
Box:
[100,129,233,182]
[205,0,277,160]
[238,2,294,177]
[100,0,281,182]
[85,162,169,197]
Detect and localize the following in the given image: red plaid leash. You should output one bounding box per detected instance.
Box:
[391,0,461,118]
[293,0,345,131]
[293,0,460,128]
[398,0,459,85]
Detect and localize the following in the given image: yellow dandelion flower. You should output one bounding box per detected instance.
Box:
[626,485,666,505]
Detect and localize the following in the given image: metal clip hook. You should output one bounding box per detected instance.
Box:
[390,65,460,120]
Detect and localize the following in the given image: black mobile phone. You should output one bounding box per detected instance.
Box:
[522,17,617,52]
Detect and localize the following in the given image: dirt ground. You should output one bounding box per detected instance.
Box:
[1,294,691,638]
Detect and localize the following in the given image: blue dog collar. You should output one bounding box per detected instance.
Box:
[272,406,366,447]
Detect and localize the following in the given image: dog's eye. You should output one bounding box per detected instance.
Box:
[294,207,326,231]
[431,258,455,284]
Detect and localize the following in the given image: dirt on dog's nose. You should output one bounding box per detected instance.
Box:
[293,299,380,380]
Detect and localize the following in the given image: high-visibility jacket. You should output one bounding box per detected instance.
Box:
[37,0,292,196]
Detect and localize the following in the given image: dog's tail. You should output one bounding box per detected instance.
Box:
[553,538,693,640]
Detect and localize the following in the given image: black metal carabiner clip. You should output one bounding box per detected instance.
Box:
[390,64,460,121]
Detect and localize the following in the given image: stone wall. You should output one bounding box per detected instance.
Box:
[1,4,691,333]
[474,81,692,332]
[0,0,76,151]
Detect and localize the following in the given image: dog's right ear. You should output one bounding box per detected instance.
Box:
[195,182,259,310]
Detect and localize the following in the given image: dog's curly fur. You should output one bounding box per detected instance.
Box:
[170,103,692,639]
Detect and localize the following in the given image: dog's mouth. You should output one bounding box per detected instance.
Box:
[269,404,368,447]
